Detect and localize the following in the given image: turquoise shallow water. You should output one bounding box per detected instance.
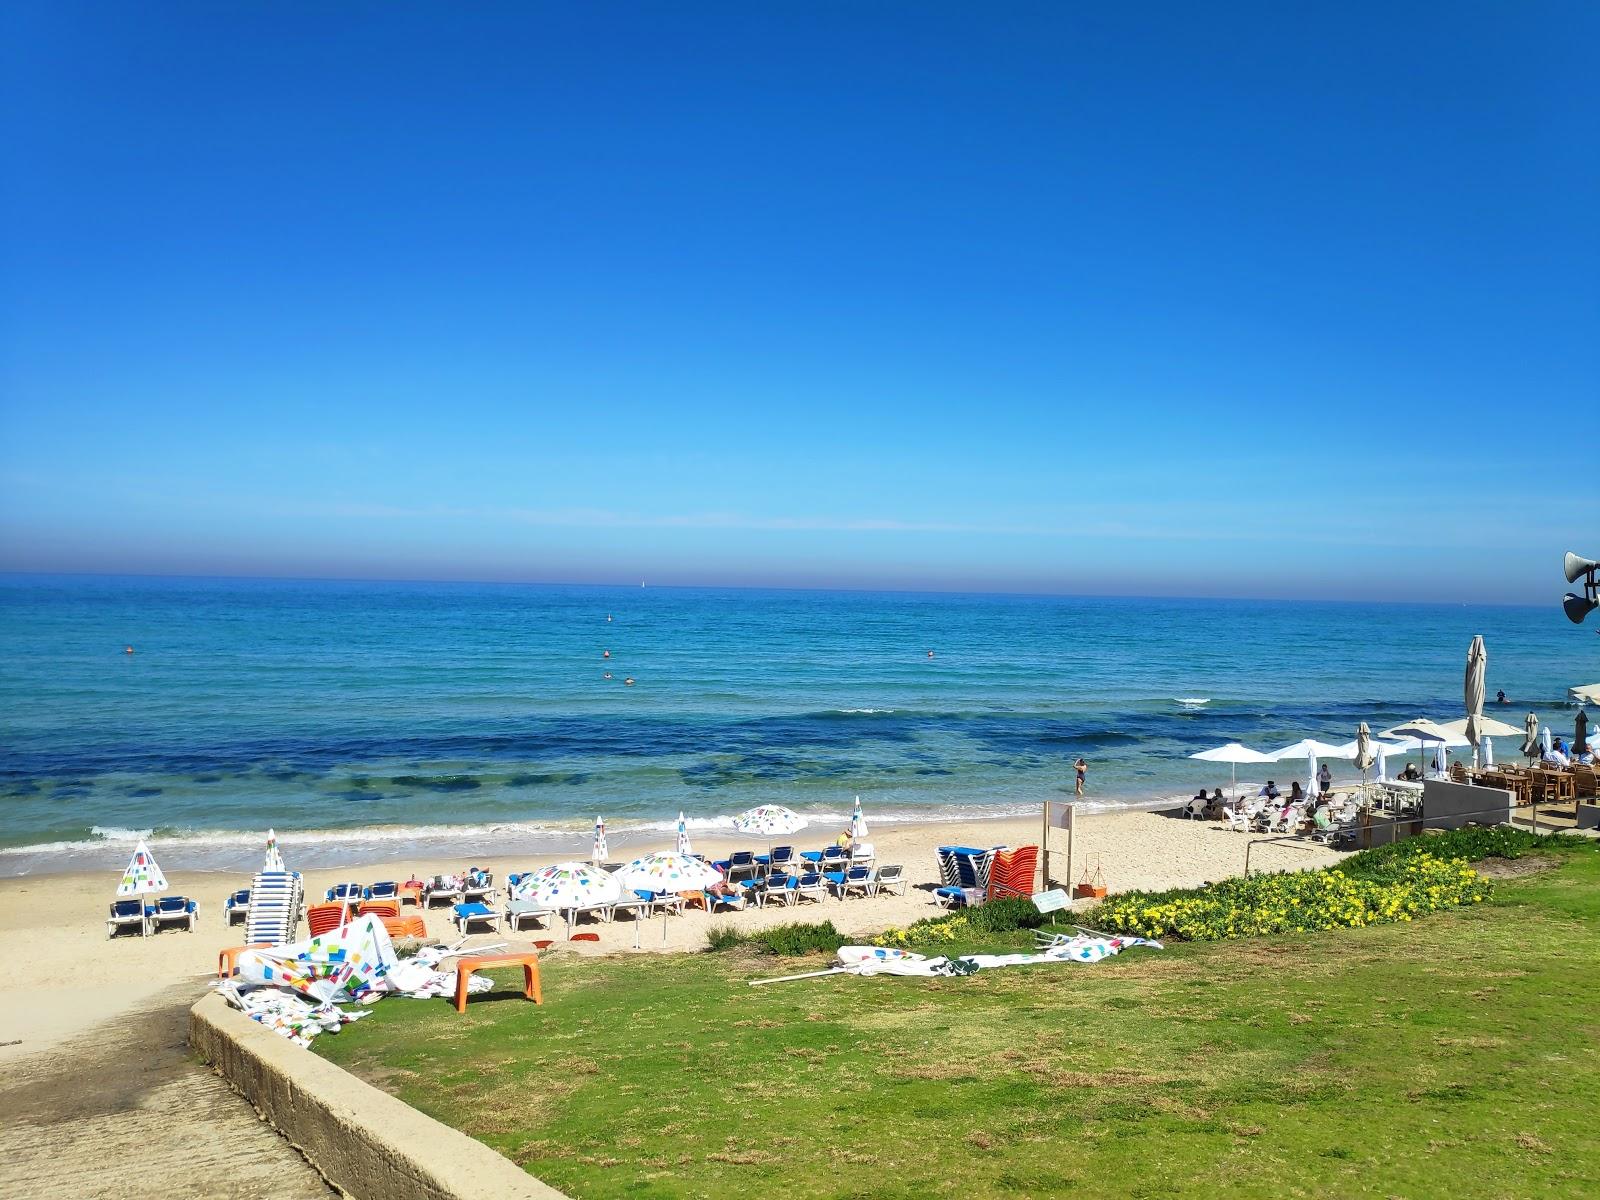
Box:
[0,575,1590,875]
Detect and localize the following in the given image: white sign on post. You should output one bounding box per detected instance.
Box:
[1031,888,1072,914]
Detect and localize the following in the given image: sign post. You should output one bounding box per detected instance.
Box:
[1041,801,1074,892]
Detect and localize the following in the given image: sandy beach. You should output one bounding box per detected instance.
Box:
[0,807,1340,1063]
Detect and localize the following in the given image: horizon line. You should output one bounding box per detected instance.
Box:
[0,567,1552,611]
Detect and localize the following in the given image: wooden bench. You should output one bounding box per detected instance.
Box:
[454,951,542,1013]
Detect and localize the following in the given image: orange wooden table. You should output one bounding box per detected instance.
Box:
[454,951,542,1013]
[397,882,424,907]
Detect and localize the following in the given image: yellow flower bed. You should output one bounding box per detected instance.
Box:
[1091,854,1487,942]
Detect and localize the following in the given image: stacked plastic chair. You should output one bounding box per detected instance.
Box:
[986,845,1040,901]
[244,870,304,946]
[934,846,990,908]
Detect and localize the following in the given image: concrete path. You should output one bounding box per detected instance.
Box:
[0,981,333,1199]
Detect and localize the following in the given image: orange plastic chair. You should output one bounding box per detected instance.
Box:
[381,914,427,940]
[357,899,400,919]
[306,902,346,937]
[218,942,272,979]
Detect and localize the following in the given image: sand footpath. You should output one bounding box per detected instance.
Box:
[0,808,1339,1062]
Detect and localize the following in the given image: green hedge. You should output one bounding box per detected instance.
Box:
[1334,824,1580,881]
[706,920,846,956]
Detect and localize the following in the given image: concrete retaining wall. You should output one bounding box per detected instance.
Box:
[1420,780,1514,830]
[190,992,568,1200]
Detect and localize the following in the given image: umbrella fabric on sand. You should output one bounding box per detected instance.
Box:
[1465,635,1487,767]
[1189,742,1276,799]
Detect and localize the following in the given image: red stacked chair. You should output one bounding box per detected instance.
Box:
[986,845,1040,901]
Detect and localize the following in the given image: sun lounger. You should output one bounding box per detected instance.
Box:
[462,871,496,904]
[505,900,555,931]
[874,864,907,897]
[768,846,796,873]
[756,874,795,907]
[817,846,849,873]
[423,876,464,907]
[715,851,758,884]
[828,864,875,899]
[705,884,752,913]
[107,898,149,939]
[151,895,198,932]
[849,842,875,868]
[243,870,304,946]
[793,871,827,905]
[324,881,362,905]
[934,886,983,909]
[224,888,251,926]
[364,880,398,900]
[453,902,500,934]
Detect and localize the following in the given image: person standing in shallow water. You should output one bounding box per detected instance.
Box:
[1075,757,1087,797]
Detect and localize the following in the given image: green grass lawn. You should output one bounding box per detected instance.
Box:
[319,843,1600,1199]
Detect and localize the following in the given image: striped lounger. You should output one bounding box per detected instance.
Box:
[244,870,304,946]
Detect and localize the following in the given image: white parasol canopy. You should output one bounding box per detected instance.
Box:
[613,852,722,895]
[732,805,808,837]
[1189,742,1276,798]
[510,862,623,909]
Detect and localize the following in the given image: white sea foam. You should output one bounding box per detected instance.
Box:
[1174,697,1211,707]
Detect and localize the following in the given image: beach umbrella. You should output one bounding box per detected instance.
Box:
[116,838,167,897]
[732,804,808,837]
[1521,713,1540,760]
[512,861,623,938]
[675,811,692,856]
[850,796,869,840]
[1269,739,1350,801]
[1483,735,1494,767]
[614,852,723,948]
[1464,635,1486,767]
[614,851,723,894]
[1380,719,1469,778]
[1542,726,1553,758]
[592,815,608,866]
[263,828,285,874]
[1376,741,1389,782]
[1189,742,1276,799]
[1577,710,1590,756]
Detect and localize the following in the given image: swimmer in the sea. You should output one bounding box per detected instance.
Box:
[927,650,935,658]
[603,672,612,679]
[624,677,635,686]
[124,645,134,655]
[602,649,610,658]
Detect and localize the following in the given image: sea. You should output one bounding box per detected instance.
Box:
[0,574,1590,877]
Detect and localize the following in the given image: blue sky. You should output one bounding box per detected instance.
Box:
[2,3,1595,602]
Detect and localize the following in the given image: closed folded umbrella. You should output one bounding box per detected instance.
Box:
[117,838,168,898]
[1465,636,1486,767]
[850,795,869,840]
[676,811,692,856]
[592,815,608,866]
[1520,713,1540,760]
[263,828,285,874]
[1578,710,1591,757]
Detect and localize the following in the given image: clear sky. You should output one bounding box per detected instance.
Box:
[2,3,1595,602]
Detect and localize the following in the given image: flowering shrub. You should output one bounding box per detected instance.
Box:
[1089,855,1487,942]
[871,897,1045,948]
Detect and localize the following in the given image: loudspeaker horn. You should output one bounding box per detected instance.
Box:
[1564,551,1598,584]
[1564,592,1599,625]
